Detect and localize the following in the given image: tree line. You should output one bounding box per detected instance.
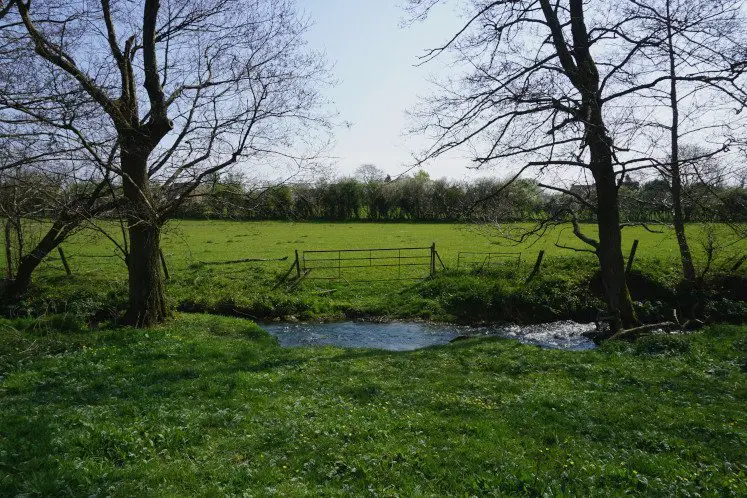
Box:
[173,169,746,223]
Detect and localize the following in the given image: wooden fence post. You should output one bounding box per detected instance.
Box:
[159,249,170,280]
[526,250,545,282]
[4,221,12,278]
[626,239,639,274]
[57,247,72,276]
[295,250,301,279]
[430,243,436,277]
[274,255,300,289]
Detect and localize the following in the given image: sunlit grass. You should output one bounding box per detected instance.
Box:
[13,220,745,277]
[0,314,744,495]
[4,220,743,323]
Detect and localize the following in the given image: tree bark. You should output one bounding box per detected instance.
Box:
[120,145,169,327]
[4,220,13,279]
[593,166,638,329]
[6,252,37,299]
[671,177,696,281]
[540,0,639,331]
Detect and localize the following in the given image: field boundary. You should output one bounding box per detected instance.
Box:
[456,251,522,270]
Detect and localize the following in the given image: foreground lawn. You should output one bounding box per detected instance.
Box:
[1,314,745,495]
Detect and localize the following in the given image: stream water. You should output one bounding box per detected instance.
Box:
[261,320,597,351]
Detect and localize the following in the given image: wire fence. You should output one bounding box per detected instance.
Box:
[17,241,560,287]
[456,251,522,271]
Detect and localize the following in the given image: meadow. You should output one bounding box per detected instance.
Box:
[10,220,745,324]
[44,220,739,273]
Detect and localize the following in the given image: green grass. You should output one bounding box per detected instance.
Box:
[42,220,746,270]
[7,221,745,323]
[0,314,745,495]
[2,223,744,494]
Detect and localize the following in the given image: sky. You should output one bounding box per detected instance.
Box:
[302,0,473,181]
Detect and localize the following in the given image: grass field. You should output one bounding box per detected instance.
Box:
[29,220,744,274]
[0,314,745,495]
[7,220,743,324]
[1,224,745,495]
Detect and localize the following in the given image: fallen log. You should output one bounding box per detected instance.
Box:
[314,289,337,295]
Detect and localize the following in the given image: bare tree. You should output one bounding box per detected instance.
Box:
[408,0,649,330]
[355,164,387,183]
[1,0,330,325]
[622,0,747,282]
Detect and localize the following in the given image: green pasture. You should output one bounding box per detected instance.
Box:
[4,221,744,323]
[20,220,745,277]
[0,224,745,495]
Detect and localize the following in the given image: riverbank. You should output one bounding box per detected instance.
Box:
[9,258,744,331]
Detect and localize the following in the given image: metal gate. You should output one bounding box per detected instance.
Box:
[301,244,442,282]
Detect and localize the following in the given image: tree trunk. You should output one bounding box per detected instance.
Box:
[6,253,35,299]
[666,0,697,283]
[549,0,638,331]
[121,147,169,327]
[4,221,71,299]
[671,170,696,281]
[586,101,639,330]
[593,168,638,329]
[124,220,167,326]
[4,220,13,279]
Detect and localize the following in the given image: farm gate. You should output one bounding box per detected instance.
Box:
[299,243,445,282]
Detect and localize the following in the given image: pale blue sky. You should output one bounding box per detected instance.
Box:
[302,0,471,180]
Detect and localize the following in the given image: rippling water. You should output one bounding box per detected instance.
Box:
[261,320,596,351]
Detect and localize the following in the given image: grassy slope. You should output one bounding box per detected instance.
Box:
[1,314,745,496]
[8,221,746,323]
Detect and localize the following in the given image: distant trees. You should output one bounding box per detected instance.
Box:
[170,171,747,223]
[1,154,739,227]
